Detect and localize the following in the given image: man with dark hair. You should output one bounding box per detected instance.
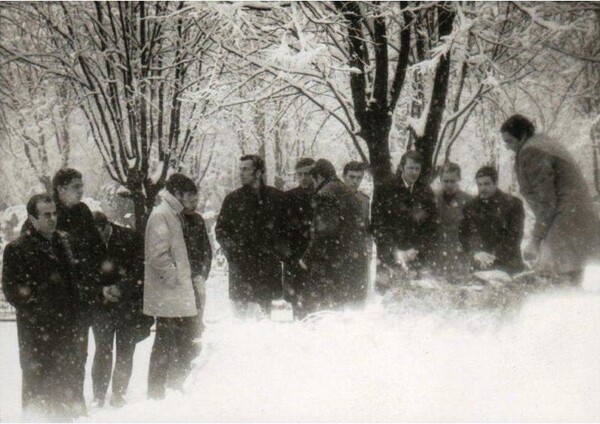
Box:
[91,212,153,408]
[300,159,367,312]
[216,155,288,315]
[371,151,438,291]
[459,166,525,274]
[144,173,204,399]
[284,157,315,317]
[342,160,371,302]
[342,161,370,224]
[25,168,104,415]
[3,194,78,419]
[501,114,600,284]
[433,162,473,280]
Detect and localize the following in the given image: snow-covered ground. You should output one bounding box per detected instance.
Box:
[2,268,600,422]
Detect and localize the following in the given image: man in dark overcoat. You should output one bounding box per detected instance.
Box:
[216,155,288,314]
[90,212,153,408]
[2,194,78,419]
[501,114,600,284]
[459,166,525,274]
[50,168,104,414]
[20,168,104,414]
[284,157,315,317]
[371,151,438,291]
[300,159,367,313]
[342,160,371,303]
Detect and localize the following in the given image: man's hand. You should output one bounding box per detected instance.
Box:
[394,248,419,269]
[299,259,308,270]
[473,251,496,269]
[523,240,540,262]
[102,285,121,302]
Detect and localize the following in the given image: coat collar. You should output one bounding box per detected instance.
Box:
[478,189,502,204]
[162,191,184,215]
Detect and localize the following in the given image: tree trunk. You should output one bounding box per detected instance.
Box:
[363,119,393,187]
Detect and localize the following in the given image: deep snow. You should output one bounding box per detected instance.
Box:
[1,268,600,422]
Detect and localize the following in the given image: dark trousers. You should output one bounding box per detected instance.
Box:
[16,313,75,418]
[147,315,202,399]
[91,310,136,402]
[71,310,93,410]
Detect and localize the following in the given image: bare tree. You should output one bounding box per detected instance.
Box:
[1,2,218,230]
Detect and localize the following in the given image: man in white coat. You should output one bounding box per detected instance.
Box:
[144,173,203,399]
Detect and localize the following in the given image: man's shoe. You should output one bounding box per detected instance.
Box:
[109,394,126,408]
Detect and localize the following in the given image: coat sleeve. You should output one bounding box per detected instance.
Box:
[420,188,439,255]
[521,148,558,242]
[1,243,33,308]
[215,194,237,260]
[118,229,145,299]
[508,198,525,249]
[199,217,212,280]
[145,213,178,286]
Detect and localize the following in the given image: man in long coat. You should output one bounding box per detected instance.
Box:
[2,194,78,419]
[371,151,438,291]
[300,159,367,313]
[501,114,600,283]
[284,157,315,317]
[342,160,371,303]
[91,212,153,408]
[459,166,525,274]
[21,168,104,415]
[433,162,473,281]
[216,155,288,314]
[144,174,204,399]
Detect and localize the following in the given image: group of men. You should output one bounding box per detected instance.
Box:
[1,170,210,419]
[3,114,600,419]
[216,156,372,319]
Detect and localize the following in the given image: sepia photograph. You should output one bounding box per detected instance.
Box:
[0,1,599,422]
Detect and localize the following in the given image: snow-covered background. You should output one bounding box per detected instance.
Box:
[2,268,599,422]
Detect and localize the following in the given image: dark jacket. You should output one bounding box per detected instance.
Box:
[216,184,288,304]
[182,211,212,281]
[302,178,367,304]
[285,186,313,261]
[2,228,79,415]
[516,134,600,274]
[22,200,104,310]
[96,224,153,338]
[459,190,525,273]
[3,228,78,324]
[434,190,473,278]
[371,176,438,268]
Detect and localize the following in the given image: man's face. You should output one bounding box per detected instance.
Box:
[476,176,497,199]
[240,160,260,186]
[57,178,84,206]
[501,131,521,153]
[296,165,314,189]
[344,170,364,191]
[441,171,460,196]
[30,201,57,235]
[179,191,199,212]
[401,158,421,185]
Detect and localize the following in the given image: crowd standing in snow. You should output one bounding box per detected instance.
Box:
[2,114,600,419]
